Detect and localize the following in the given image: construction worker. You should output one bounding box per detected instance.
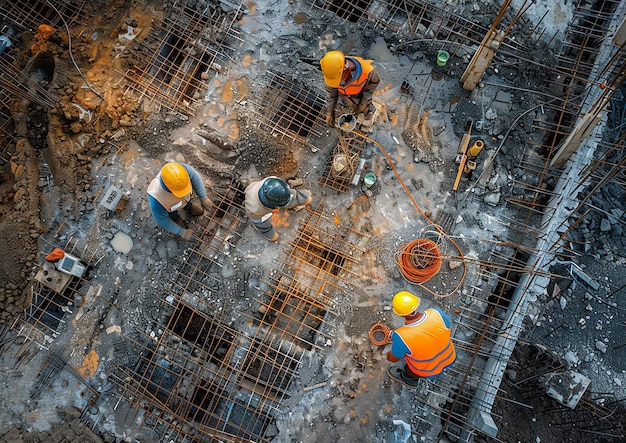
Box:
[147,162,213,241]
[319,49,380,130]
[244,177,312,241]
[386,291,456,388]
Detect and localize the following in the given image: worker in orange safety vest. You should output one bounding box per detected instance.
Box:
[319,50,380,130]
[386,291,456,388]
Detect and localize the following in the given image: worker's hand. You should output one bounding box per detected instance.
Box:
[355,102,369,115]
[386,351,401,363]
[181,229,194,241]
[202,197,213,210]
[326,112,335,127]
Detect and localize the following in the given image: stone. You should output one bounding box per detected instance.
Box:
[600,218,611,232]
[564,350,579,367]
[595,341,607,353]
[483,192,500,205]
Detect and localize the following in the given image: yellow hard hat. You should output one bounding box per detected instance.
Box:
[392,291,420,316]
[161,162,191,197]
[320,50,345,88]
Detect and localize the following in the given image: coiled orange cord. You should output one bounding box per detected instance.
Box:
[351,131,467,298]
[396,238,442,283]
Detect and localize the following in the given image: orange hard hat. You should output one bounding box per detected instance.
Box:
[320,50,346,88]
[161,162,191,197]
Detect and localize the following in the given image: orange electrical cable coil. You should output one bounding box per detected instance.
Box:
[397,238,442,284]
[369,322,392,346]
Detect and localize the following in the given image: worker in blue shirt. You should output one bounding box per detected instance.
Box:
[147,162,213,240]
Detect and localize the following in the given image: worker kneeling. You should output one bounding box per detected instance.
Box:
[244,177,312,241]
[147,162,213,241]
[386,291,456,388]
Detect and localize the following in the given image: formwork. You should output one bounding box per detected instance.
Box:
[123,0,243,114]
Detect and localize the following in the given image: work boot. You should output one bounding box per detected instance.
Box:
[186,202,204,216]
[387,366,420,389]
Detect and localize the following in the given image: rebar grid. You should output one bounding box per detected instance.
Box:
[0,52,59,109]
[124,0,242,114]
[108,303,280,442]
[320,132,366,192]
[0,0,88,30]
[249,71,326,145]
[310,0,548,57]
[237,334,302,403]
[170,181,246,300]
[244,275,333,351]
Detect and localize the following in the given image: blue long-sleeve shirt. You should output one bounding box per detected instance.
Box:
[148,163,207,235]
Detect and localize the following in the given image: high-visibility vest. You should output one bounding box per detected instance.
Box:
[147,174,191,213]
[337,57,374,97]
[395,309,456,378]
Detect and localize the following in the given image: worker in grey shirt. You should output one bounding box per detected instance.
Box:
[244,177,312,241]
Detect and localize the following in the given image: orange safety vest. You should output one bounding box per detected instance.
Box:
[337,57,374,97]
[395,309,456,378]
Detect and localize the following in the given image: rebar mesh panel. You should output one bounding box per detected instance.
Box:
[170,182,245,299]
[0,0,88,30]
[0,52,58,109]
[320,133,366,192]
[257,276,328,351]
[167,303,235,365]
[252,72,326,143]
[238,338,301,400]
[124,0,241,114]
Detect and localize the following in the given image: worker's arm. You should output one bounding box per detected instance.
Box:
[386,331,410,362]
[325,86,339,116]
[148,195,184,236]
[356,68,381,112]
[182,163,208,201]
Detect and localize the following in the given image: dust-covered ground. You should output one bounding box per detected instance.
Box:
[0,0,625,442]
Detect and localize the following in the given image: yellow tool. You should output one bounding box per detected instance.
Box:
[453,122,473,191]
[464,139,485,173]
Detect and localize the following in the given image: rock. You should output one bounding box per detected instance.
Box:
[448,260,463,270]
[564,350,579,367]
[483,192,500,205]
[559,296,566,309]
[595,341,607,353]
[600,218,611,232]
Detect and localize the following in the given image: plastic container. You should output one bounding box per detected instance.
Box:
[436,50,449,67]
[364,172,376,188]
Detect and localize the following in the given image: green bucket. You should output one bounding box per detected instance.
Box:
[436,50,449,67]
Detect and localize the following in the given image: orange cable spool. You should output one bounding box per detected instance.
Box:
[396,238,442,284]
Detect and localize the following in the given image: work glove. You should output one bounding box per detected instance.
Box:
[202,197,213,210]
[355,102,369,116]
[181,229,194,241]
[326,112,335,127]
